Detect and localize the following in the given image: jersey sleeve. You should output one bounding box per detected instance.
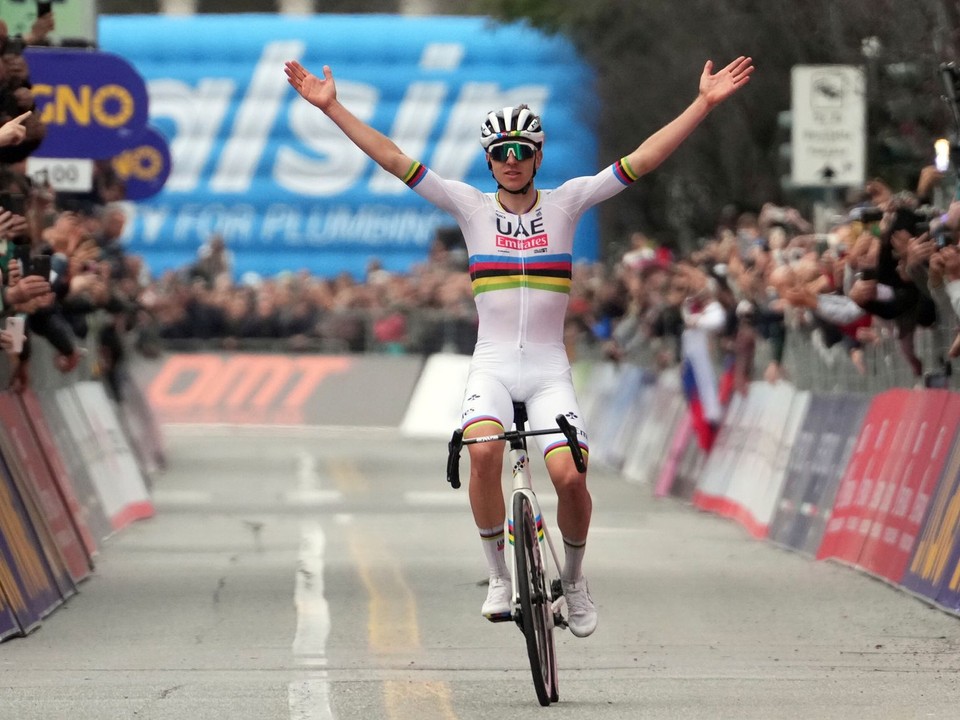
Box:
[401,161,485,223]
[548,157,640,219]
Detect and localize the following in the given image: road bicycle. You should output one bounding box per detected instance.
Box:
[446,402,587,706]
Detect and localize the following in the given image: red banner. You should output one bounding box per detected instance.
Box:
[816,390,910,561]
[856,391,957,580]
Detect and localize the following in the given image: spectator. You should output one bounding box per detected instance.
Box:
[191,233,234,288]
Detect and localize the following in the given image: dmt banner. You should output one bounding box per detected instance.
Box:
[132,352,424,427]
[98,15,599,279]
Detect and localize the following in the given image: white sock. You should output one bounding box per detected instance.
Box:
[562,537,586,584]
[479,524,508,579]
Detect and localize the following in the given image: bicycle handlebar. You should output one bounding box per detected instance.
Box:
[445,414,586,489]
[446,428,464,489]
[554,414,587,474]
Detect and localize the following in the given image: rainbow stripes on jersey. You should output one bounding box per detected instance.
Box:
[403,161,427,188]
[469,253,572,296]
[612,156,639,185]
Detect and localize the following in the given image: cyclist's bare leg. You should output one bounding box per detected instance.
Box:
[544,450,597,636]
[545,450,592,552]
[467,433,512,617]
[466,434,507,530]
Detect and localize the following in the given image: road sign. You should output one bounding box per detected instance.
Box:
[791,65,866,187]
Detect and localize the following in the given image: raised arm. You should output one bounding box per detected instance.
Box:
[284,61,417,180]
[623,56,754,178]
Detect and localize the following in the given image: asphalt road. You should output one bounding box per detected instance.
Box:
[2,426,959,719]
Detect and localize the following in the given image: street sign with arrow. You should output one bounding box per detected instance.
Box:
[791,65,866,187]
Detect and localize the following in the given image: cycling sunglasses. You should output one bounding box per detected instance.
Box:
[488,141,538,162]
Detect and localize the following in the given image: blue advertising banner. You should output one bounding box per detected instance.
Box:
[24,47,150,159]
[98,15,599,279]
[112,126,172,200]
[0,589,21,641]
[0,457,63,631]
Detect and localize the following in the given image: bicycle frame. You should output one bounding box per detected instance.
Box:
[505,433,563,618]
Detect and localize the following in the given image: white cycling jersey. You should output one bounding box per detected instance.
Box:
[404,159,638,345]
[403,158,639,454]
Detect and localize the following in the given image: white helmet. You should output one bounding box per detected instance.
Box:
[479,105,545,150]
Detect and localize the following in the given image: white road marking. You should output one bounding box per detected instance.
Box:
[284,451,344,505]
[289,450,335,719]
[292,522,330,657]
[282,490,344,505]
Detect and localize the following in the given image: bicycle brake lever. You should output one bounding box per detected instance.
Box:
[446,428,464,489]
[554,414,586,473]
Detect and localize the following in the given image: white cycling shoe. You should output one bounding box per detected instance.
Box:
[481,576,512,620]
[562,577,597,637]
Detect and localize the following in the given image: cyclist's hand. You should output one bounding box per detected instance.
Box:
[285,61,337,112]
[699,56,754,108]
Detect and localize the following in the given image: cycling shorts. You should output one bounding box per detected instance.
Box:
[459,340,589,460]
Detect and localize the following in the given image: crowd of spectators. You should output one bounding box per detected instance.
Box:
[595,165,960,439]
[4,12,960,413]
[0,15,143,398]
[136,165,960,394]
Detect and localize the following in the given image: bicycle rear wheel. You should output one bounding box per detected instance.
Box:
[513,492,558,706]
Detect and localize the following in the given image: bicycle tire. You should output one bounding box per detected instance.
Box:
[513,492,557,706]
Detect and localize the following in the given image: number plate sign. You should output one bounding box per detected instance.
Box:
[25,157,93,192]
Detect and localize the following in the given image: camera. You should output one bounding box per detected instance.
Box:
[850,206,884,224]
[0,192,26,217]
[935,227,956,249]
[4,36,25,56]
[891,207,929,235]
[29,254,51,281]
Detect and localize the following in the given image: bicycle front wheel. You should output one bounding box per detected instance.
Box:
[513,492,558,706]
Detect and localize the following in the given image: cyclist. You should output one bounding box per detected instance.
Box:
[285,55,754,638]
